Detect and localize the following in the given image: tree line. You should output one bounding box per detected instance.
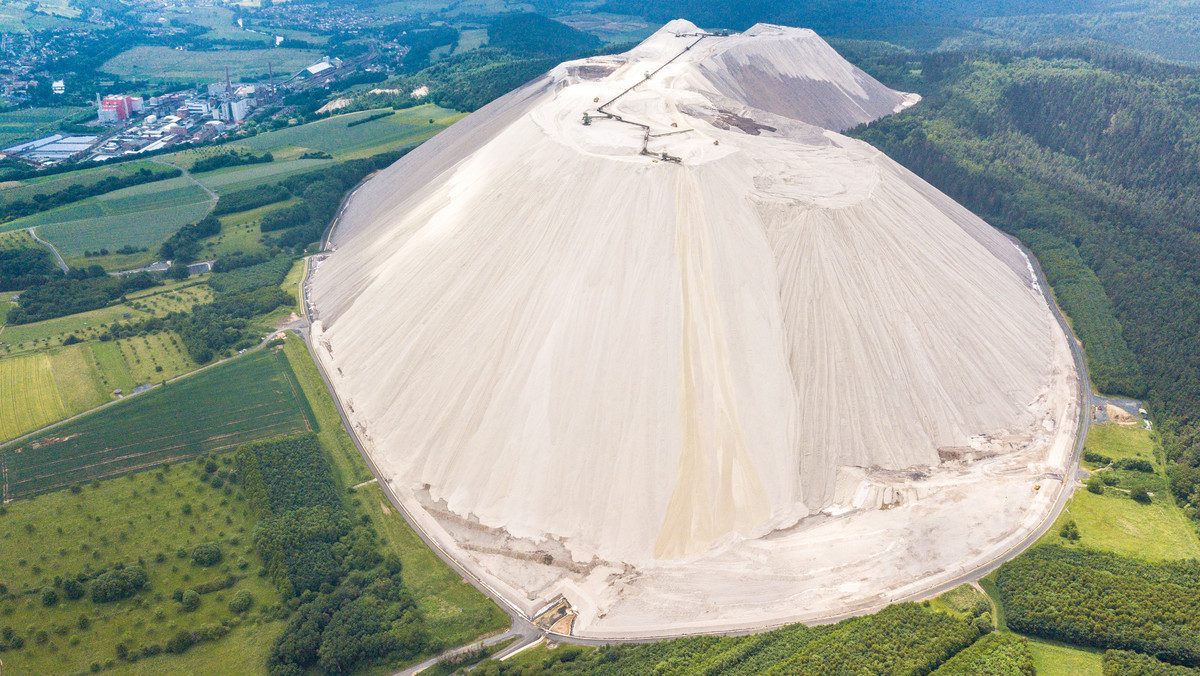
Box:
[234,433,432,675]
[994,545,1200,667]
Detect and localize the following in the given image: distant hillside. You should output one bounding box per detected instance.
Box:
[488,13,601,60]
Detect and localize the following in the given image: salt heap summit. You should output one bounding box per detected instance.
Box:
[308,20,1079,635]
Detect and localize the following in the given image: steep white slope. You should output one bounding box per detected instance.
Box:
[308,20,1077,632]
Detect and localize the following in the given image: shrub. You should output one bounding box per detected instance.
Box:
[1059,520,1080,541]
[1130,486,1152,504]
[1086,476,1106,494]
[229,590,253,613]
[41,587,59,607]
[63,577,85,600]
[1115,458,1155,473]
[90,566,148,603]
[192,543,223,567]
[181,589,201,612]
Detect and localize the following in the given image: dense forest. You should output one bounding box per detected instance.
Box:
[1104,650,1200,676]
[847,41,1200,521]
[928,633,1035,676]
[236,434,430,676]
[7,268,157,324]
[994,546,1200,666]
[0,246,58,291]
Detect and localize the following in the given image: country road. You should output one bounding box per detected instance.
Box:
[152,158,219,213]
[27,227,68,272]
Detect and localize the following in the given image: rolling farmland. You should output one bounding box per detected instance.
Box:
[234,104,461,160]
[0,351,66,440]
[1,348,313,499]
[12,178,213,255]
[0,106,91,146]
[102,46,321,82]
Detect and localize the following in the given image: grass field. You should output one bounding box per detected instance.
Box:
[199,158,332,195]
[0,228,34,249]
[232,104,461,160]
[280,338,510,648]
[0,176,214,255]
[0,106,91,147]
[91,331,199,393]
[454,28,489,54]
[202,199,299,260]
[0,344,111,442]
[102,46,321,82]
[1,160,167,206]
[1049,423,1200,559]
[928,584,988,619]
[0,348,314,498]
[0,281,211,354]
[1026,638,1103,676]
[161,4,269,44]
[0,452,285,674]
[0,351,67,440]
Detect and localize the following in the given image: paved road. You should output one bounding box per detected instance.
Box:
[27,226,68,272]
[294,224,1095,667]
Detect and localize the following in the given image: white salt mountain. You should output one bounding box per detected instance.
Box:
[309,20,1078,634]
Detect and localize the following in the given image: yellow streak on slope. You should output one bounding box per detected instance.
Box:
[655,168,771,559]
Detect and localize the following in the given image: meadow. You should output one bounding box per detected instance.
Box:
[233,104,461,160]
[0,281,212,353]
[1051,423,1200,560]
[0,451,285,675]
[201,199,300,260]
[102,46,321,83]
[0,348,314,498]
[0,160,169,206]
[0,106,91,147]
[11,178,214,256]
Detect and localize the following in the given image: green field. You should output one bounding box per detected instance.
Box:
[1027,638,1103,676]
[0,351,68,440]
[199,158,332,195]
[279,338,511,646]
[0,228,34,249]
[1049,423,1200,560]
[202,199,299,260]
[0,452,285,674]
[92,331,200,393]
[0,106,91,146]
[0,344,111,442]
[232,105,461,160]
[0,281,212,354]
[0,348,314,498]
[102,46,321,82]
[1,160,167,206]
[1,176,214,255]
[160,4,270,44]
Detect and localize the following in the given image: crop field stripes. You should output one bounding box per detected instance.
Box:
[1,348,311,498]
